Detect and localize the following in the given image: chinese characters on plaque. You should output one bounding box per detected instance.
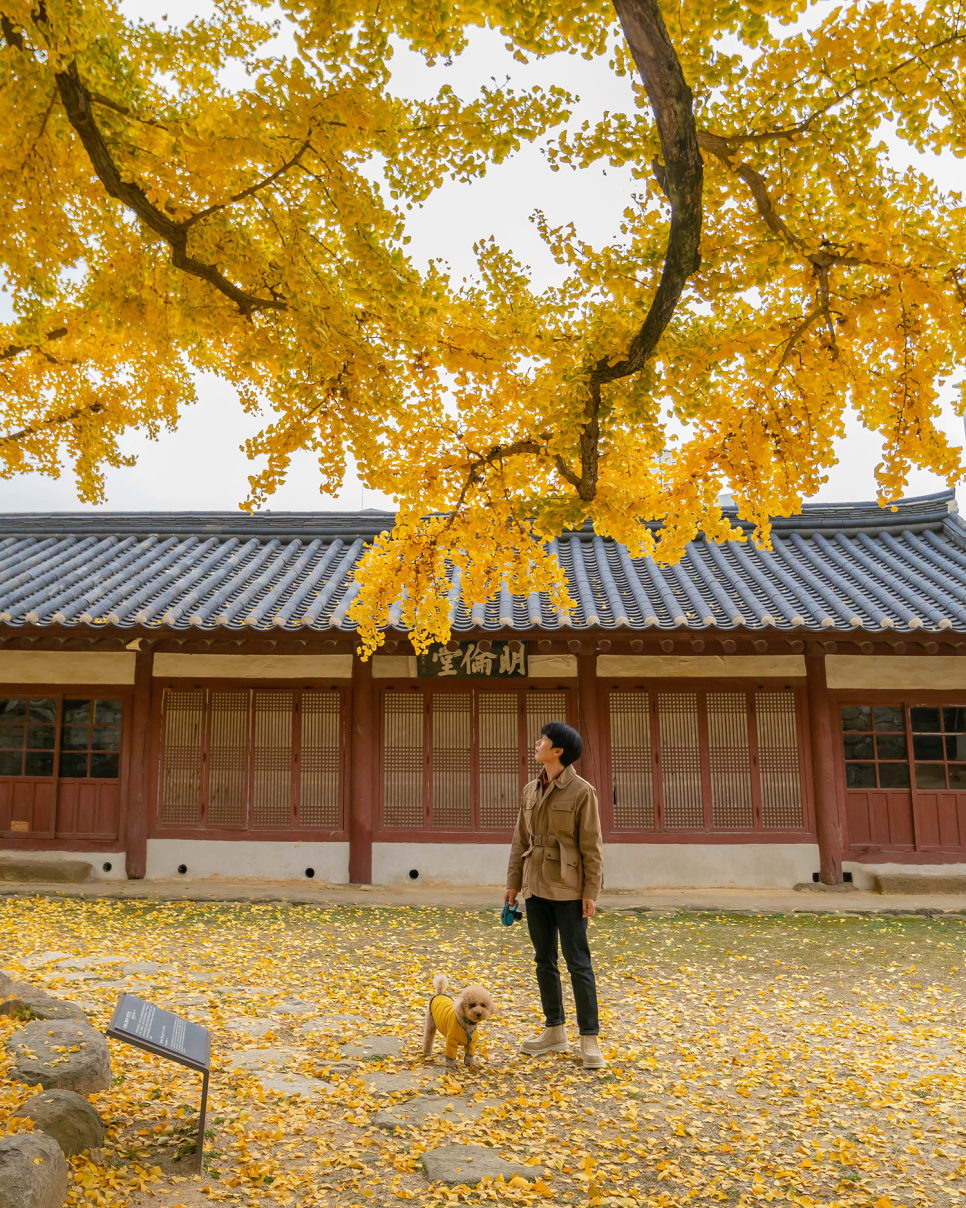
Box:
[417,640,528,678]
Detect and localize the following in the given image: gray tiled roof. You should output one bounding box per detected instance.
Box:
[0,491,962,634]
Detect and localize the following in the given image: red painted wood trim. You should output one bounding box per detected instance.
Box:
[349,655,374,883]
[124,645,154,878]
[805,654,843,883]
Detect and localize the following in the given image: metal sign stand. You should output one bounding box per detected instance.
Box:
[106,993,212,1171]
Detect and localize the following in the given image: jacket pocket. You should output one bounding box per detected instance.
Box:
[557,838,581,889]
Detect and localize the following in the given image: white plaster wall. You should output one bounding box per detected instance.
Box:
[372,843,510,886]
[372,656,417,678]
[153,654,352,679]
[597,654,806,679]
[826,656,966,690]
[372,841,819,889]
[528,654,577,677]
[0,850,127,880]
[842,861,966,891]
[0,652,135,684]
[145,839,349,882]
[603,843,820,889]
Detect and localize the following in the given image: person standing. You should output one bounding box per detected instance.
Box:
[504,721,605,1069]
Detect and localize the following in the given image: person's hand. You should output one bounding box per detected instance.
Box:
[582,898,596,919]
[504,889,518,908]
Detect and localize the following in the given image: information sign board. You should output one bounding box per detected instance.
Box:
[107,993,211,1168]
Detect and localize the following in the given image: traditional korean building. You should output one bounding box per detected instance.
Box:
[0,490,965,890]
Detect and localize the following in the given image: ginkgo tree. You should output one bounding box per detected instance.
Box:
[1,0,965,652]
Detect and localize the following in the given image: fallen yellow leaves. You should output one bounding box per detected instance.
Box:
[0,899,962,1208]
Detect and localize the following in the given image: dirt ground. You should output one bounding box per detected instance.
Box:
[1,897,965,1208]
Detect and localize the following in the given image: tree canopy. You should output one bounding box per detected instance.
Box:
[2,0,965,651]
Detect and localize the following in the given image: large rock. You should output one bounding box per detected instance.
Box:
[0,985,85,1021]
[0,859,91,883]
[11,1088,105,1157]
[0,1133,69,1207]
[341,1034,404,1059]
[7,1020,111,1094]
[422,1144,541,1186]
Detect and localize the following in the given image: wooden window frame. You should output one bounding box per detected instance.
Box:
[150,678,349,840]
[831,688,966,861]
[374,679,576,842]
[0,682,133,846]
[598,677,815,843]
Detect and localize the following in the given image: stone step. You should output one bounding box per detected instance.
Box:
[875,873,966,894]
[0,860,91,884]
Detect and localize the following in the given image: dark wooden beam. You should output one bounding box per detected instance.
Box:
[805,653,843,884]
[348,653,374,884]
[124,643,155,879]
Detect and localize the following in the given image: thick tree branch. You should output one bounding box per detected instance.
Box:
[454,1,704,508]
[599,0,703,387]
[53,63,287,317]
[0,400,104,445]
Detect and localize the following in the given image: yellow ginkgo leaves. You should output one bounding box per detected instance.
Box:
[2,1,966,650]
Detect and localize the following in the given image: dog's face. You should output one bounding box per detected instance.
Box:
[456,984,493,1024]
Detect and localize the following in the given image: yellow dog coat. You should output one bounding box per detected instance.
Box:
[430,993,479,1061]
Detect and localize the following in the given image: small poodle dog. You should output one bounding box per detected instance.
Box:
[422,973,493,1069]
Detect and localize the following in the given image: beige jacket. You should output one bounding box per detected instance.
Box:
[506,764,604,901]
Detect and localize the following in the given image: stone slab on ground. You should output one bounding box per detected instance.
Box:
[303,1013,366,1031]
[22,953,71,969]
[225,1018,278,1037]
[225,1048,293,1073]
[0,1132,69,1207]
[876,874,966,894]
[317,1060,360,1075]
[256,1072,331,1097]
[0,859,90,884]
[359,1070,441,1094]
[375,1095,497,1130]
[11,1087,105,1157]
[341,1034,404,1059]
[270,997,316,1015]
[121,961,160,975]
[7,1019,111,1094]
[422,1144,542,1186]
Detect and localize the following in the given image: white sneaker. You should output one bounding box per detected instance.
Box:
[579,1035,607,1068]
[520,1025,569,1054]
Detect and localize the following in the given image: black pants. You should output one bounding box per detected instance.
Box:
[525,895,599,1035]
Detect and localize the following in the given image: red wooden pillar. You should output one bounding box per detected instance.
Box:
[576,650,602,791]
[805,652,843,883]
[124,643,155,880]
[348,653,374,884]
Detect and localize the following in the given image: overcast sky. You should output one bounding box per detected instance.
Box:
[1,5,962,515]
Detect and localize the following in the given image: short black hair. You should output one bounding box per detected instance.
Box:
[541,721,582,767]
